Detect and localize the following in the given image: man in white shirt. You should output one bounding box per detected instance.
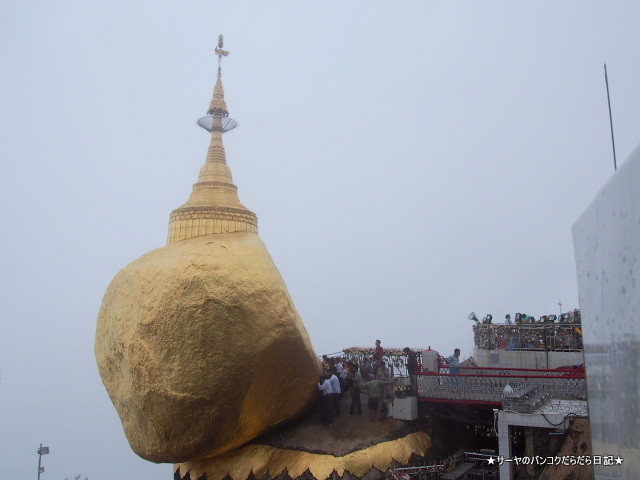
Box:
[328,371,342,417]
[318,372,334,425]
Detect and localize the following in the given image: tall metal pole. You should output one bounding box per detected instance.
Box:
[37,443,43,480]
[604,62,617,171]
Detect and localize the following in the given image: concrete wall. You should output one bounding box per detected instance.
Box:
[573,144,640,479]
[473,348,584,370]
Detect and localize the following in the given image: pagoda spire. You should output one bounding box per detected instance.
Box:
[168,35,258,244]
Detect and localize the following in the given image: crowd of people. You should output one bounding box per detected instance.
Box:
[318,340,405,426]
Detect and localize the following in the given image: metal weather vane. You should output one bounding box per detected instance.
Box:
[215,34,229,77]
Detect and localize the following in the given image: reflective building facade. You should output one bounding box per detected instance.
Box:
[573,144,640,479]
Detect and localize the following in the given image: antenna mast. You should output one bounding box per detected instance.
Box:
[604,62,617,171]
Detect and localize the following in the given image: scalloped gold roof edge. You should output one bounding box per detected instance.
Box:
[175,431,431,480]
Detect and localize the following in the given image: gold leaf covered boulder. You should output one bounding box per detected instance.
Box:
[96,233,320,462]
[95,52,321,463]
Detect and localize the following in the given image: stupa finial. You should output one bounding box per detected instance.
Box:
[198,34,236,132]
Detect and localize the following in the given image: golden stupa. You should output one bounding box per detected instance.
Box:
[167,57,257,243]
[96,36,430,479]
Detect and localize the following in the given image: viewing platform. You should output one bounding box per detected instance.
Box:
[329,315,589,479]
[418,321,586,406]
[338,318,587,409]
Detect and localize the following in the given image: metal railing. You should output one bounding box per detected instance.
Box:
[387,451,499,480]
[473,324,583,351]
[416,367,586,405]
[342,347,422,376]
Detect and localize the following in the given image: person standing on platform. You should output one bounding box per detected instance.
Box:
[361,357,372,381]
[403,347,418,391]
[447,348,460,386]
[322,355,331,370]
[448,348,460,374]
[374,339,384,362]
[328,370,342,417]
[376,361,393,418]
[359,376,394,422]
[317,372,334,426]
[335,359,347,392]
[373,340,384,377]
[349,365,362,415]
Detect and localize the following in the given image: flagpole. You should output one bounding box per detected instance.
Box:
[37,443,43,480]
[37,444,49,480]
[604,62,617,171]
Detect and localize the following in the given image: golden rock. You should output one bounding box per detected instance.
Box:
[96,232,322,462]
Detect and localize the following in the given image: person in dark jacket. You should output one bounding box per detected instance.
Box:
[403,347,418,393]
[359,376,394,422]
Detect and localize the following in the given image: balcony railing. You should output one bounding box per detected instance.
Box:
[473,323,583,351]
[415,366,586,405]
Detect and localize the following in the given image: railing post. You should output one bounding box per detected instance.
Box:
[462,374,467,399]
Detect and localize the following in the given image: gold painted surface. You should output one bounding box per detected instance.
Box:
[168,73,257,244]
[175,432,431,480]
[208,76,228,114]
[96,233,322,463]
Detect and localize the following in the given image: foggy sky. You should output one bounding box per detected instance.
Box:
[1,2,639,480]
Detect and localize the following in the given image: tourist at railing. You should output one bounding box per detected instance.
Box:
[569,308,581,324]
[447,349,461,386]
[360,357,373,380]
[447,349,461,374]
[376,360,393,409]
[358,375,394,422]
[403,347,418,392]
[371,339,385,377]
[374,339,384,362]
